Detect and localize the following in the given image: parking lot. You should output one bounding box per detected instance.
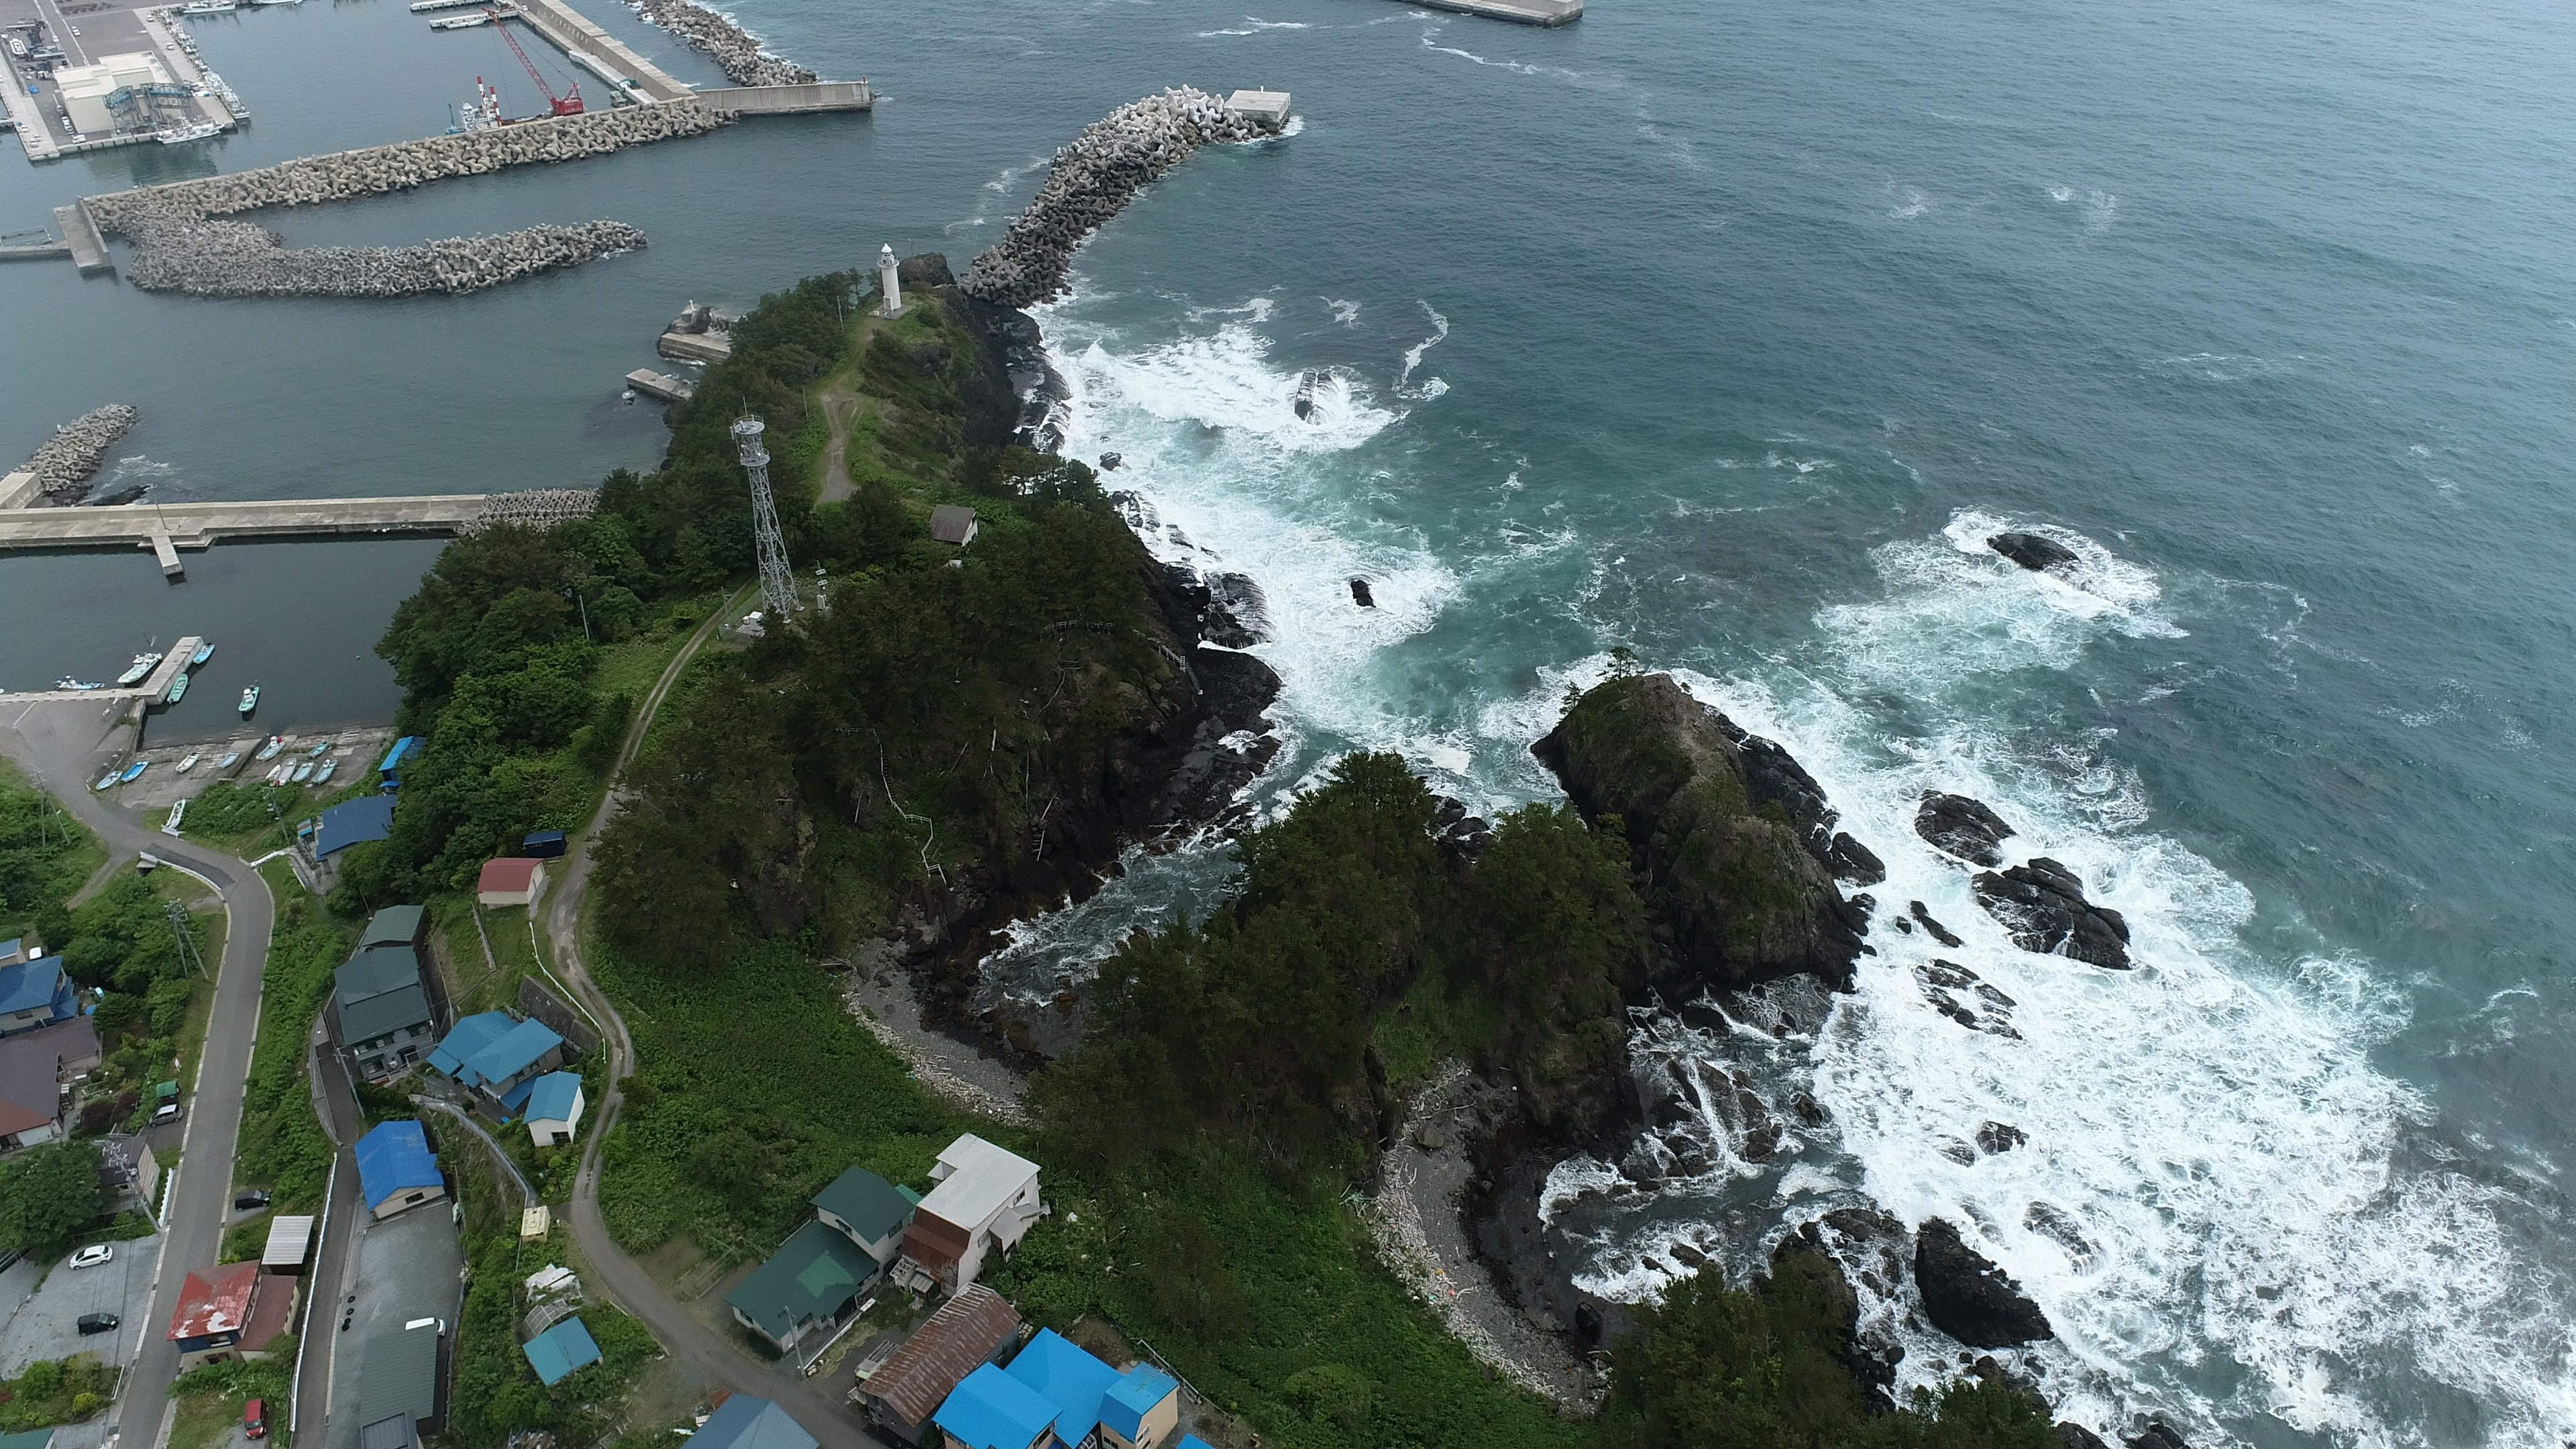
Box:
[324,1204,463,1449]
[0,1232,160,1377]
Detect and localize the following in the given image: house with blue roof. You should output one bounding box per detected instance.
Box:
[524,1071,585,1148]
[930,1330,1185,1449]
[315,796,398,861]
[354,1120,447,1220]
[0,956,76,1039]
[521,1316,601,1386]
[932,1363,1062,1449]
[428,1011,566,1116]
[690,1393,816,1449]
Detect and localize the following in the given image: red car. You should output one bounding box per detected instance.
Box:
[243,1399,266,1440]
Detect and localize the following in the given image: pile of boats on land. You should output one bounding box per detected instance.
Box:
[959,87,1287,310]
[15,405,140,500]
[627,0,810,87]
[83,102,723,298]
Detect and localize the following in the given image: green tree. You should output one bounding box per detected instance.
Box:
[0,1142,110,1253]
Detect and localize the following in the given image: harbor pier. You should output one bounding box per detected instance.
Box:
[0,490,596,570]
[1407,0,1582,23]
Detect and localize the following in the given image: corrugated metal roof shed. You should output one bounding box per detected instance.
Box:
[861,1283,1022,1428]
[262,1214,316,1270]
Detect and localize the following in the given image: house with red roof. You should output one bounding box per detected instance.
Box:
[476,857,547,908]
[166,1260,294,1371]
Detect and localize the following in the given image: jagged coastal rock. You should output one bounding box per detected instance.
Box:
[85,103,720,300]
[959,87,1287,309]
[1913,1217,2053,1346]
[1533,672,1868,994]
[628,0,811,86]
[1990,530,2080,572]
[1974,857,2133,969]
[17,405,139,498]
[1917,790,2017,865]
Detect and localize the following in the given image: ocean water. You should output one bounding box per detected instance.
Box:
[6,0,2573,1442]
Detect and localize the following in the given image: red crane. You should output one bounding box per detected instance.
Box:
[484,9,582,117]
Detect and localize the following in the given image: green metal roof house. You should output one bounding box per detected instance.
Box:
[358,1319,445,1446]
[725,1218,879,1352]
[812,1165,915,1265]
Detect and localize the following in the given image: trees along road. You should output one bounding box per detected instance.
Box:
[543,594,871,1444]
[0,696,277,1445]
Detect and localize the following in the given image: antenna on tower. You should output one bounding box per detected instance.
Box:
[733,416,798,619]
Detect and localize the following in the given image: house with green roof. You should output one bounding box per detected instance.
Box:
[330,905,446,1084]
[812,1165,916,1267]
[725,1219,879,1354]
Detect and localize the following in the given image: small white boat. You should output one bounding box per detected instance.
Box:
[255,735,284,761]
[116,653,164,687]
[178,1,237,13]
[290,760,315,783]
[176,753,201,773]
[56,676,103,692]
[216,752,241,769]
[307,740,331,758]
[93,769,120,792]
[315,760,338,784]
[164,800,189,835]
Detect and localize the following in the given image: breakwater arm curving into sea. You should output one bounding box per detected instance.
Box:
[81,102,724,300]
[11,406,140,501]
[959,87,1287,309]
[627,0,812,87]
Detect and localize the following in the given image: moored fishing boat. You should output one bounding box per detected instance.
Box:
[166,672,190,704]
[177,753,201,773]
[57,677,103,692]
[315,760,338,784]
[255,735,284,761]
[216,751,240,770]
[290,760,315,784]
[116,653,163,687]
[239,684,260,716]
[192,642,215,666]
[119,761,148,784]
[307,740,331,758]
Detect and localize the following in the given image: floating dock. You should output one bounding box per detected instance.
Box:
[1408,0,1581,23]
[624,368,694,402]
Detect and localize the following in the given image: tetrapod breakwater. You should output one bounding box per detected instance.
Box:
[959,87,1288,310]
[13,406,142,500]
[629,0,812,87]
[81,102,724,300]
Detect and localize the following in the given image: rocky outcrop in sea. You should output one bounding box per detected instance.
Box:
[1913,1217,2054,1347]
[959,87,1286,309]
[627,0,812,86]
[17,405,140,498]
[85,103,719,299]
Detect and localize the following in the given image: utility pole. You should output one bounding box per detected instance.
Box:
[165,899,205,979]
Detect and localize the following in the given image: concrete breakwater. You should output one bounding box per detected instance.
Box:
[628,0,812,87]
[80,102,721,299]
[959,87,1286,309]
[17,407,142,499]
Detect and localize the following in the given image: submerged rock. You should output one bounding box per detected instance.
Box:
[1974,857,2132,969]
[2057,1426,2110,1449]
[1910,901,1965,947]
[1826,830,1886,885]
[2125,1424,2192,1449]
[1990,531,2079,572]
[1913,1217,2051,1347]
[1349,577,1376,608]
[1917,791,2017,867]
[1534,673,1866,994]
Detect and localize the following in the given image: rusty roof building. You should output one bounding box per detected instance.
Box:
[853,1283,1023,1444]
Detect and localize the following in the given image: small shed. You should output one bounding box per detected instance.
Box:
[929,505,979,547]
[262,1214,316,1274]
[521,1316,602,1386]
[521,829,568,859]
[476,857,546,908]
[523,1072,585,1148]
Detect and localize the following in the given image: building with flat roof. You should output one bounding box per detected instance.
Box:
[317,796,398,859]
[892,1134,1042,1294]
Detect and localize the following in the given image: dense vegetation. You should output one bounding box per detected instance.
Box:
[0,759,99,938]
[0,1351,118,1430]
[0,1141,109,1255]
[229,861,346,1212]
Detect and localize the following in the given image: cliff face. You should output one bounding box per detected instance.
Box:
[1533,673,1867,996]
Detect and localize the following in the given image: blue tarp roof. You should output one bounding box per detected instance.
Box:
[933,1363,1060,1449]
[379,736,422,773]
[315,796,397,859]
[430,1012,561,1092]
[0,938,19,960]
[690,1395,816,1449]
[0,957,67,1018]
[1003,1329,1119,1449]
[525,1072,582,1123]
[354,1120,441,1209]
[1103,1364,1179,1441]
[522,1316,601,1385]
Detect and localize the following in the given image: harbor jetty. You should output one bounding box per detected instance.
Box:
[1409,0,1582,23]
[0,490,596,574]
[959,87,1291,309]
[7,406,142,504]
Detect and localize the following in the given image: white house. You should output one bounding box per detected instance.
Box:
[891,1134,1042,1294]
[523,1071,584,1148]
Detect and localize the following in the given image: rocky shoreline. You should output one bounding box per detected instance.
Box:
[627,0,812,87]
[960,87,1286,310]
[15,405,140,500]
[85,103,720,299]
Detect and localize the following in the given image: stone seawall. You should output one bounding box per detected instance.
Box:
[82,103,722,300]
[84,101,724,230]
[628,0,812,87]
[959,87,1285,310]
[17,405,140,498]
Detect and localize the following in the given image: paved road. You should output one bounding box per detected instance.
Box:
[542,594,869,1442]
[0,696,276,1445]
[291,1034,362,1444]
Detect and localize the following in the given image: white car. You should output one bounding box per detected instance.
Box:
[67,1244,113,1270]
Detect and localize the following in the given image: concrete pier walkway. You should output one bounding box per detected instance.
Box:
[1408,0,1582,23]
[0,491,594,563]
[507,0,693,102]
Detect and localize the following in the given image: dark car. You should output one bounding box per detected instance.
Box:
[76,1312,118,1335]
[234,1189,271,1212]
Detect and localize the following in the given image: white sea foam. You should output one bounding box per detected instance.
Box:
[1888,184,1929,219]
[1197,15,1312,36]
[1476,513,2576,1444]
[1397,301,1448,400]
[1324,296,1361,326]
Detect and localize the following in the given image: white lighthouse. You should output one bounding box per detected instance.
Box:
[877,243,905,318]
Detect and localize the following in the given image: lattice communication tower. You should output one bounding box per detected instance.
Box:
[733,416,798,617]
